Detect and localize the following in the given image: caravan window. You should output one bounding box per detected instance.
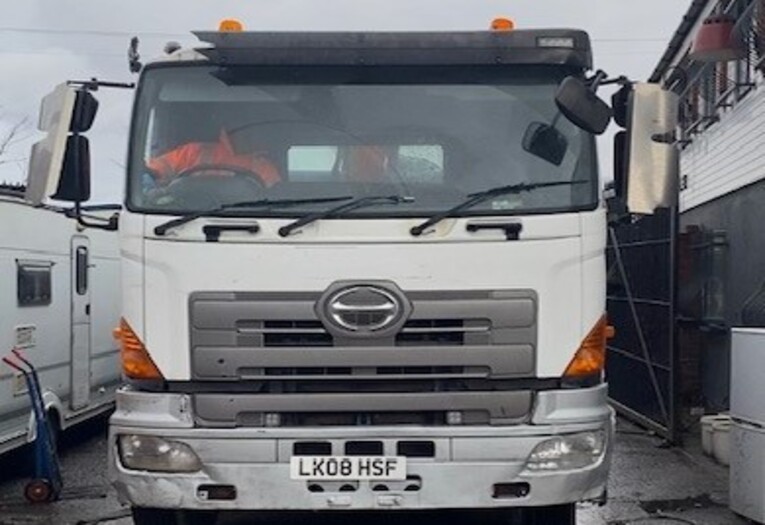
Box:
[17,261,53,307]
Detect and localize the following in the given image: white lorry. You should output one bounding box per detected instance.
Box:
[0,184,120,457]
[26,18,678,525]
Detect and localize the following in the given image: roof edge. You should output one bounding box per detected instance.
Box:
[649,0,710,83]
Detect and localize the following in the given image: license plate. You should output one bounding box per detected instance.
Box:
[290,456,407,480]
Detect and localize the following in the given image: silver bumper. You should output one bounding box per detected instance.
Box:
[109,385,614,511]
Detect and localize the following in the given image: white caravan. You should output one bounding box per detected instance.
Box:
[27,19,678,525]
[0,187,121,456]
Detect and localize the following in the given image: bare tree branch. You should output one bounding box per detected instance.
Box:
[0,157,27,167]
[0,115,30,159]
[0,111,30,186]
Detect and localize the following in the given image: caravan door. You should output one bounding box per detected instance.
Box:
[70,236,91,410]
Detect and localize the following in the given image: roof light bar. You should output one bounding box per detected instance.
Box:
[537,37,575,49]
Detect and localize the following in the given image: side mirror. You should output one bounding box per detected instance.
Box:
[25,84,98,204]
[522,122,568,166]
[26,84,78,205]
[621,83,679,215]
[71,90,99,133]
[613,131,628,200]
[51,136,91,202]
[555,77,612,135]
[26,85,98,205]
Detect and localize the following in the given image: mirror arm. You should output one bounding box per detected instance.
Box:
[606,195,630,225]
[71,201,119,231]
[64,204,119,231]
[67,79,135,92]
[588,71,632,90]
[587,70,609,92]
[599,75,632,87]
[68,118,119,232]
[128,37,143,74]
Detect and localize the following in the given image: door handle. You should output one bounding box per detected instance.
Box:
[466,221,523,241]
[203,224,260,242]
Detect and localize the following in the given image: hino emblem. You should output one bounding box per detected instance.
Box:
[326,286,402,333]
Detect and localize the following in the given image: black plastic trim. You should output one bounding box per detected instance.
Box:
[193,30,592,69]
[128,377,564,394]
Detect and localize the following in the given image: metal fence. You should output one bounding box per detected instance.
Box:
[606,208,680,443]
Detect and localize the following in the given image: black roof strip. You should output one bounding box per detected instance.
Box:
[193,30,593,69]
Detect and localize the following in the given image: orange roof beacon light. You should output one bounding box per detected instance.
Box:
[219,18,245,33]
[491,17,516,32]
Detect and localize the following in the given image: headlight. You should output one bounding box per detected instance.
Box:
[523,431,606,472]
[118,434,202,473]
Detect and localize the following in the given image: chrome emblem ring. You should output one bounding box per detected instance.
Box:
[327,286,402,332]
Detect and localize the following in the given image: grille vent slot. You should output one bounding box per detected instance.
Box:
[249,319,488,347]
[261,320,332,347]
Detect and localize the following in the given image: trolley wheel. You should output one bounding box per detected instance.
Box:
[24,478,54,503]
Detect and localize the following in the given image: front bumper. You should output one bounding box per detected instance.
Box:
[109,386,614,511]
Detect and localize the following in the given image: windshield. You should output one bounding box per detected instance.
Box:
[127,65,598,217]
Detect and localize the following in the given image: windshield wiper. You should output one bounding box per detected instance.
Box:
[278,195,415,237]
[154,196,354,236]
[410,180,583,237]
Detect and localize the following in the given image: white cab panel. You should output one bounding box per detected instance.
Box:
[123,210,606,381]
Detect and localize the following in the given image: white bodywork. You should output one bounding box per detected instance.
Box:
[122,208,605,380]
[0,196,121,456]
[112,206,612,513]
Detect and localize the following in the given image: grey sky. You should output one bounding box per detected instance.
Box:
[0,1,692,202]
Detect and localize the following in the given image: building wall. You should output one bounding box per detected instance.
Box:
[680,69,765,213]
[679,178,765,409]
[649,0,765,414]
[678,87,765,410]
[670,0,765,410]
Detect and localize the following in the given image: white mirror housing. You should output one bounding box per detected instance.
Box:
[625,83,679,215]
[25,83,78,205]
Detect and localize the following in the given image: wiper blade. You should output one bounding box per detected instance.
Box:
[410,180,582,237]
[278,195,415,237]
[154,196,354,236]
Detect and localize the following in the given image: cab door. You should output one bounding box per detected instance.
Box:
[70,236,92,410]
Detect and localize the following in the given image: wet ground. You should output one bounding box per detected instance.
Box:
[0,417,750,525]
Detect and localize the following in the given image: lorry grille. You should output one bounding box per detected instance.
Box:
[189,287,537,422]
[258,319,476,348]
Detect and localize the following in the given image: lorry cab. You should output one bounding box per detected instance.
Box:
[26,19,679,525]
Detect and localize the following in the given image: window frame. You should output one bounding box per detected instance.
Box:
[17,260,53,307]
[75,246,89,296]
[126,63,600,219]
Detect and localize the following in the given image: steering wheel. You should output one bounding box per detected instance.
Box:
[146,164,266,209]
[173,163,266,183]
